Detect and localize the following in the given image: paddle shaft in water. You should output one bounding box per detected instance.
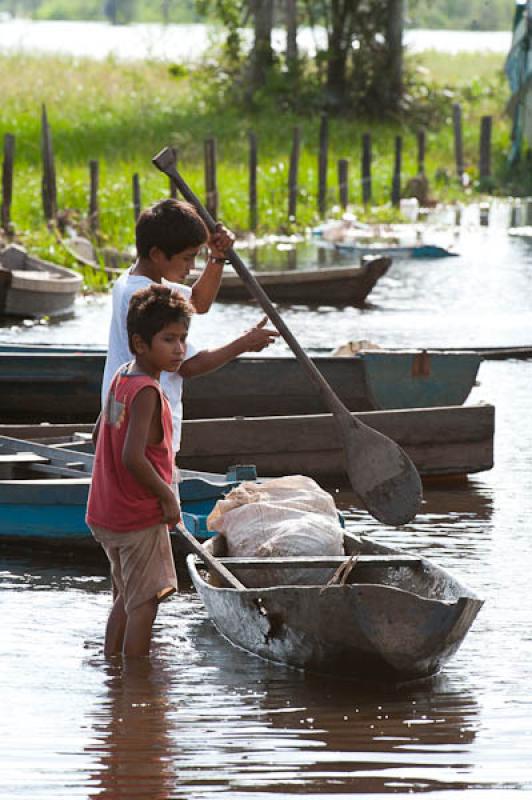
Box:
[152,148,422,526]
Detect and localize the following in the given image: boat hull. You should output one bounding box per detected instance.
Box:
[178,404,495,482]
[0,246,82,318]
[187,533,483,682]
[0,402,495,483]
[209,258,390,305]
[0,346,481,422]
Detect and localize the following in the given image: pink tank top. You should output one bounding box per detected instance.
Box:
[86,366,174,532]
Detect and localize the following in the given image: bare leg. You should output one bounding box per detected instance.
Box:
[123,597,158,657]
[104,594,127,657]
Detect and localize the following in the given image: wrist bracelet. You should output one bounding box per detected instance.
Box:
[208,256,226,265]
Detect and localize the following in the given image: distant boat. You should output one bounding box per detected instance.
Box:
[188,530,484,682]
[334,242,457,259]
[193,257,391,305]
[0,344,481,422]
[0,244,82,318]
[312,220,458,259]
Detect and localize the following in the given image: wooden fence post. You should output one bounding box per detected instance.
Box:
[88,159,99,234]
[288,126,300,222]
[338,159,349,209]
[248,131,258,232]
[452,103,464,182]
[361,133,372,205]
[318,114,328,217]
[41,104,57,221]
[1,133,15,233]
[168,147,178,198]
[132,173,141,222]
[204,137,218,219]
[417,130,426,175]
[391,136,402,207]
[479,115,492,186]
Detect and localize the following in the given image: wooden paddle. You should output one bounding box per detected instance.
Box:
[152,147,423,526]
[174,523,245,590]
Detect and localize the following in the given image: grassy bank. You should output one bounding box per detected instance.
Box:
[0,49,513,283]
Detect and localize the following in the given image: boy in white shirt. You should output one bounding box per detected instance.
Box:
[102,198,278,452]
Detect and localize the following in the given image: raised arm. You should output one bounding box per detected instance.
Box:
[179,317,280,378]
[189,223,234,313]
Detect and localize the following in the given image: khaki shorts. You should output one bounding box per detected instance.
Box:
[90,523,177,613]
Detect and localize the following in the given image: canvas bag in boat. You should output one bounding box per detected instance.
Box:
[207,475,344,587]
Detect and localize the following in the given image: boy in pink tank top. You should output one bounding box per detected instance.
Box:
[87,284,193,658]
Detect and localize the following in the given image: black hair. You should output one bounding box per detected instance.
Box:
[127,284,194,353]
[135,198,208,258]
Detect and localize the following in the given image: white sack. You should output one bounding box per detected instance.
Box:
[207,475,344,587]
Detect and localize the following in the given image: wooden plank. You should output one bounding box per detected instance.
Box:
[195,555,422,569]
[0,435,93,470]
[0,452,49,464]
[27,462,91,478]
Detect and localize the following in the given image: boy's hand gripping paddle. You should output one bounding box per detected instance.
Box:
[153,147,423,526]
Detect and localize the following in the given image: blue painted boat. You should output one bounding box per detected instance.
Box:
[334,242,458,259]
[0,343,481,422]
[0,435,256,549]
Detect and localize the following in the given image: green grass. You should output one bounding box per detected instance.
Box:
[0,50,517,288]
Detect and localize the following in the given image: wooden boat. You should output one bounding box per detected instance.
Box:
[0,344,481,422]
[192,256,391,305]
[312,221,458,259]
[0,244,82,318]
[1,402,495,483]
[187,530,484,682]
[0,434,255,549]
[508,226,532,239]
[177,403,495,482]
[334,242,457,259]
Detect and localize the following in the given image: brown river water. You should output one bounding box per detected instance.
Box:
[1,205,532,797]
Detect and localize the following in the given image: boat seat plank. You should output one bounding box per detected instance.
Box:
[0,452,50,464]
[26,462,90,478]
[195,555,422,569]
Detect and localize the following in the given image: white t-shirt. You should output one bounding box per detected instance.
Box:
[101,269,197,452]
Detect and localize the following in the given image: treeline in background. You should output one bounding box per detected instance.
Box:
[0,0,515,31]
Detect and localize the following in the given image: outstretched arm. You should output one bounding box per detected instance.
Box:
[179,317,280,378]
[190,223,235,313]
[122,387,181,526]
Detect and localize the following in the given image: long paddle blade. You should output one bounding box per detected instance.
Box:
[153,147,423,526]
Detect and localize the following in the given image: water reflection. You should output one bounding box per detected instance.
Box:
[86,659,177,799]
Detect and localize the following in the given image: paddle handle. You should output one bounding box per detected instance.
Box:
[174,523,245,590]
[153,148,352,421]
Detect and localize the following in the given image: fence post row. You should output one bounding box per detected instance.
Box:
[288,126,300,222]
[248,131,258,232]
[362,132,372,205]
[318,114,328,217]
[132,173,141,222]
[1,133,15,233]
[204,137,218,220]
[41,104,57,221]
